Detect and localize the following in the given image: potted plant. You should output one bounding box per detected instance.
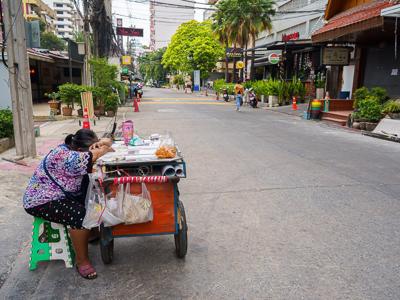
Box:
[58,83,81,116]
[314,72,326,99]
[382,100,400,119]
[358,95,382,131]
[104,93,119,117]
[45,92,61,115]
[267,79,280,107]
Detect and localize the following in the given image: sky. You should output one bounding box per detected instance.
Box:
[112,0,208,48]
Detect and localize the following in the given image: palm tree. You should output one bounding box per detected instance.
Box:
[211,1,231,82]
[212,0,275,81]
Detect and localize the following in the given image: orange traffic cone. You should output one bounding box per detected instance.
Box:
[292,96,298,111]
[82,108,90,129]
[133,97,140,112]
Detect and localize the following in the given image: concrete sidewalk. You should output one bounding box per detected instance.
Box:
[0,116,114,289]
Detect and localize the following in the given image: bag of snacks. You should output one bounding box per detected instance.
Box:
[122,183,153,224]
[155,133,177,159]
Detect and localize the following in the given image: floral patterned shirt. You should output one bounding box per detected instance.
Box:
[23,144,93,209]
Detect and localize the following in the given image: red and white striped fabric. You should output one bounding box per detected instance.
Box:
[113,176,169,185]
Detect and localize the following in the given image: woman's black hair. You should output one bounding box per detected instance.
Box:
[65,129,99,151]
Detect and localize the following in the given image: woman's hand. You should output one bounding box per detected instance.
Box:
[89,138,113,151]
[90,145,114,162]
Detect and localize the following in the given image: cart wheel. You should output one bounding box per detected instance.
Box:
[174,200,188,258]
[100,239,114,264]
[100,226,114,264]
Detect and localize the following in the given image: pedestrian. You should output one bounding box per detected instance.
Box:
[234,80,244,111]
[22,129,114,280]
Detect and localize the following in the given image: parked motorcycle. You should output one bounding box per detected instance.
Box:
[222,88,230,102]
[248,89,257,108]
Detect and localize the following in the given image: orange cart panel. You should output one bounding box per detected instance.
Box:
[111,182,176,236]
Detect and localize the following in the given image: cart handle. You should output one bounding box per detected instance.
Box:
[111,176,179,185]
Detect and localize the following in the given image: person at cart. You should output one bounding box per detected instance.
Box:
[23,129,114,279]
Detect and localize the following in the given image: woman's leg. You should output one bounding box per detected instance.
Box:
[69,228,91,266]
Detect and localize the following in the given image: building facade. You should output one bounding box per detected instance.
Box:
[43,0,82,39]
[23,0,57,32]
[150,0,195,50]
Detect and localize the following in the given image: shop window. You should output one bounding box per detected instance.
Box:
[55,3,63,7]
[58,25,64,28]
[58,18,64,21]
[57,11,63,14]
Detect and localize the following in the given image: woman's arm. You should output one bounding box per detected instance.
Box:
[90,145,114,162]
[89,138,113,150]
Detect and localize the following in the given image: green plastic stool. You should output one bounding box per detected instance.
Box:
[29,217,75,271]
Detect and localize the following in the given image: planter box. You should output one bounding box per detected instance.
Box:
[269,95,278,108]
[0,137,15,154]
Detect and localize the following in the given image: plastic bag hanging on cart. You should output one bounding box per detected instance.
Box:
[82,176,104,229]
[102,186,124,227]
[123,182,154,224]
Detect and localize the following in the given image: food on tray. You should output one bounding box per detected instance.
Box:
[155,145,177,159]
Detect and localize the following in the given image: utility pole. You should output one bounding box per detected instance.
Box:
[83,0,92,86]
[2,0,36,158]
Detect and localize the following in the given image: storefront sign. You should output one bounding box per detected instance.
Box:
[121,56,132,65]
[226,48,243,58]
[236,61,245,69]
[322,47,350,65]
[268,53,280,64]
[116,27,144,37]
[282,32,300,42]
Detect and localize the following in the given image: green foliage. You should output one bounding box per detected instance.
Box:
[45,92,59,101]
[0,109,13,139]
[58,83,84,107]
[73,31,84,43]
[252,80,268,97]
[354,86,389,109]
[162,20,225,79]
[212,0,275,48]
[314,72,326,88]
[40,32,66,51]
[277,80,288,104]
[382,100,400,114]
[213,79,235,94]
[370,87,389,104]
[139,48,168,83]
[104,93,119,112]
[358,96,383,122]
[173,74,185,86]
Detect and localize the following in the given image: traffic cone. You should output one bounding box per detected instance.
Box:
[292,97,298,111]
[133,97,140,112]
[82,108,90,129]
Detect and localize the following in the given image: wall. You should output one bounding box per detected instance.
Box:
[363,46,400,97]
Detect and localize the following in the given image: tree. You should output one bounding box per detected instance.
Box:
[139,48,168,83]
[211,0,275,80]
[162,20,225,80]
[40,32,66,51]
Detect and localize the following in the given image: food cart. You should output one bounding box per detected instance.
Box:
[94,136,188,264]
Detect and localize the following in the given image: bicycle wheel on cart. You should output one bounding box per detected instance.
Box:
[174,200,188,258]
[100,226,114,264]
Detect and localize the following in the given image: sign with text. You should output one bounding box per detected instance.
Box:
[268,53,280,64]
[322,47,351,65]
[116,27,144,37]
[226,48,243,58]
[282,32,299,42]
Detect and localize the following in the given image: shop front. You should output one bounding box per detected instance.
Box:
[312,0,400,98]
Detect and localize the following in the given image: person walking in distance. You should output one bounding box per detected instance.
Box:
[234,80,244,111]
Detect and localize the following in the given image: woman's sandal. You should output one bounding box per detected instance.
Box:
[76,264,97,279]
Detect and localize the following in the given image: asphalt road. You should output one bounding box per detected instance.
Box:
[1,88,400,299]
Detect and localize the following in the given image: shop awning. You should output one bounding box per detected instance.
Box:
[312,1,396,43]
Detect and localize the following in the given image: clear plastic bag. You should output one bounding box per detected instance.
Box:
[102,186,124,227]
[123,183,154,224]
[82,176,103,229]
